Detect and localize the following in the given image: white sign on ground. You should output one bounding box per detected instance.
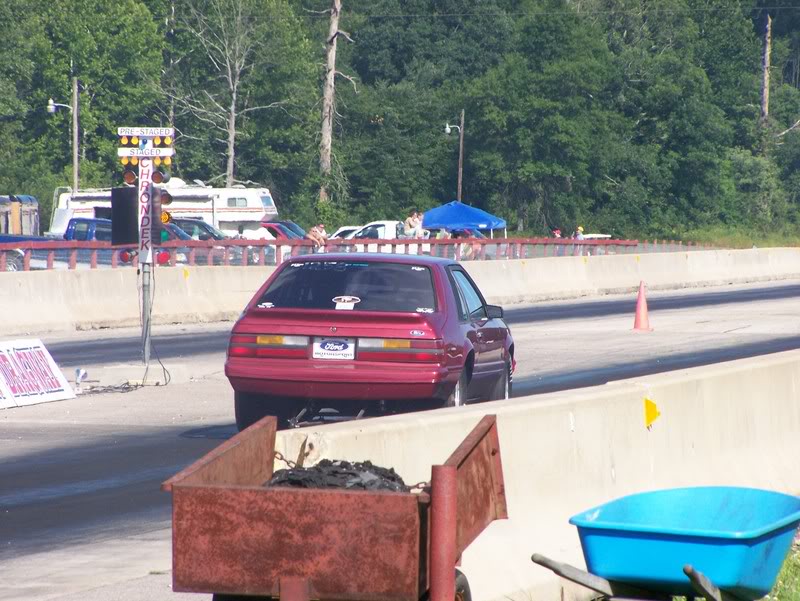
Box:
[0,339,75,408]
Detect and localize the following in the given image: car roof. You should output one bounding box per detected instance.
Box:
[285,252,456,267]
[357,220,400,228]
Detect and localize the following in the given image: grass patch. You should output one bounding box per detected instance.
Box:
[678,225,800,249]
[770,543,800,601]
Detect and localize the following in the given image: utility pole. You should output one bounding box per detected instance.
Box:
[760,14,772,126]
[319,0,342,202]
[457,109,464,202]
[72,77,79,193]
[445,110,465,201]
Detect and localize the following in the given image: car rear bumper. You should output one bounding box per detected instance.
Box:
[225,357,457,401]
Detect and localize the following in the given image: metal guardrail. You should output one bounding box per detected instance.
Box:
[0,237,713,271]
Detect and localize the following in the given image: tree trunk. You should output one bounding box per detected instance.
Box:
[319,0,342,202]
[227,88,238,187]
[760,14,772,125]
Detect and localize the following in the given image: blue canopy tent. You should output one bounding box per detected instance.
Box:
[421,201,507,238]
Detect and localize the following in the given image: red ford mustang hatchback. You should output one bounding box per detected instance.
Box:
[225,253,515,430]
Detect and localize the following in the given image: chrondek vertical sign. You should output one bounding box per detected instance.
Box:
[138,157,154,264]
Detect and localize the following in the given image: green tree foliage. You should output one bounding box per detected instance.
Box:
[1,0,800,237]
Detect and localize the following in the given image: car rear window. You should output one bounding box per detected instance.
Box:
[257,261,437,313]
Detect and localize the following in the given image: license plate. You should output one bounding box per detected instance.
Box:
[313,337,356,360]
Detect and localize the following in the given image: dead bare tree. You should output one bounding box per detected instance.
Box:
[760,13,773,126]
[318,0,355,202]
[168,0,284,187]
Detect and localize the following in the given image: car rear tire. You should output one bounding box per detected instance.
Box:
[490,360,512,401]
[419,570,471,601]
[445,370,468,408]
[234,392,297,432]
[5,254,22,272]
[455,569,472,601]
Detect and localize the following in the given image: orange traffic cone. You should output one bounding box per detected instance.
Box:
[633,281,653,332]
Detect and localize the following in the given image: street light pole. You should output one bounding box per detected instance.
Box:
[445,109,466,201]
[47,78,80,202]
[72,76,79,194]
[457,108,464,202]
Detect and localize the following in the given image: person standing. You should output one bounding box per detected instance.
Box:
[552,228,563,256]
[403,209,423,238]
[573,225,585,256]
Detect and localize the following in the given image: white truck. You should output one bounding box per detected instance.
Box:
[48,178,278,238]
[343,220,431,254]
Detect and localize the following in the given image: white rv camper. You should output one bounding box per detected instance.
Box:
[49,178,278,238]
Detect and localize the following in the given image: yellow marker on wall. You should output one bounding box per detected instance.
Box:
[644,397,661,429]
[183,267,190,280]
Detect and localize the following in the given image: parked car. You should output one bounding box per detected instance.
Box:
[171,217,265,265]
[2,217,116,270]
[329,225,360,239]
[343,220,431,254]
[345,220,405,240]
[272,220,306,238]
[261,221,303,240]
[225,253,515,430]
[118,222,194,265]
[427,228,507,260]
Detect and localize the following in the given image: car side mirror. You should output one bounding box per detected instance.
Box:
[486,304,504,319]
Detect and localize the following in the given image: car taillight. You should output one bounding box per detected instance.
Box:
[358,338,444,363]
[228,334,309,358]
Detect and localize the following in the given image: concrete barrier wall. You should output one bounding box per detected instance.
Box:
[273,350,800,601]
[467,247,800,304]
[2,247,800,336]
[1,266,275,336]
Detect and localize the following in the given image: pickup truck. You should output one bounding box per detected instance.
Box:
[342,220,431,254]
[1,218,113,271]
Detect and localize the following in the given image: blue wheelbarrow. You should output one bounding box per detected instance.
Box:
[532,487,800,601]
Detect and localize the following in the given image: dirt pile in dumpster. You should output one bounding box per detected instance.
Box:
[267,459,411,493]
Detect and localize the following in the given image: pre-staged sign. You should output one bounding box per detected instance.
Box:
[0,339,75,408]
[117,126,175,137]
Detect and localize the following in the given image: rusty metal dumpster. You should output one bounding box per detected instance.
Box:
[162,414,507,601]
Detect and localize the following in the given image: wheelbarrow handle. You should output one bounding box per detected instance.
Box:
[531,554,615,597]
[531,554,668,600]
[683,565,746,601]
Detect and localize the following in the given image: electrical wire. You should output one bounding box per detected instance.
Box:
[78,382,142,395]
[290,6,800,20]
[135,249,171,388]
[146,260,172,387]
